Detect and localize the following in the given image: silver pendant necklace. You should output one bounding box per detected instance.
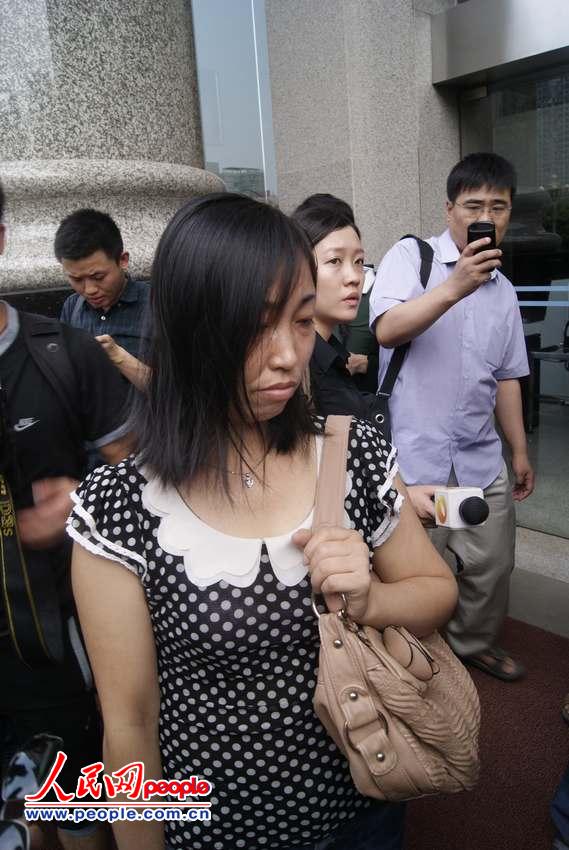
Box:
[241,471,255,489]
[226,463,263,489]
[207,456,265,489]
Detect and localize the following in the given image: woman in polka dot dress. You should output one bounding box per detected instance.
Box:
[68,194,458,850]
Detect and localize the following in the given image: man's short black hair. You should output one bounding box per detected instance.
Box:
[0,180,4,223]
[447,153,517,203]
[54,208,124,263]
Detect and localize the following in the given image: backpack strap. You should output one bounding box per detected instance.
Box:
[377,236,433,399]
[400,234,434,292]
[19,313,83,447]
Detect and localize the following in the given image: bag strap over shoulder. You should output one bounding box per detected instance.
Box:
[400,234,434,292]
[313,415,352,530]
[19,313,83,447]
[377,235,434,399]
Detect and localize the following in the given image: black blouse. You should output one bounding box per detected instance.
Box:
[310,332,380,421]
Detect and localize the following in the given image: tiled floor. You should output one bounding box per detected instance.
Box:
[511,522,568,637]
[516,526,569,585]
[509,567,569,638]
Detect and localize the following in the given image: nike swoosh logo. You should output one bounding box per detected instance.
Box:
[14,418,40,432]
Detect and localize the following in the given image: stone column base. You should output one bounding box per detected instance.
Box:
[0,159,225,291]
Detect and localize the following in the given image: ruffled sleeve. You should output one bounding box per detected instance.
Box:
[66,458,148,579]
[347,418,403,548]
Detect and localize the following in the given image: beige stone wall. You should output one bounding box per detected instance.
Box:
[266,0,459,264]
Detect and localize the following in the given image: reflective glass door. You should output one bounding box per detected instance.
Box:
[461,67,569,539]
[191,0,277,203]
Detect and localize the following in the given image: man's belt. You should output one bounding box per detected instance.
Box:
[0,473,64,667]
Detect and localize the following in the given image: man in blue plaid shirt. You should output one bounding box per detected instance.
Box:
[57,208,150,362]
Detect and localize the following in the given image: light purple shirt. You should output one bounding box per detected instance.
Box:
[369,229,529,489]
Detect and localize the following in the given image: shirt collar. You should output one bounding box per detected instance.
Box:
[312,332,349,373]
[436,229,461,264]
[436,229,498,281]
[0,301,20,357]
[83,274,138,313]
[117,275,139,304]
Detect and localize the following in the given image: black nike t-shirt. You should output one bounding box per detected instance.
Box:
[0,321,128,507]
[1,331,83,508]
[0,305,130,626]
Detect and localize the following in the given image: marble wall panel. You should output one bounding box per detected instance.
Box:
[276,158,354,217]
[266,0,460,264]
[265,0,351,192]
[414,9,460,239]
[342,0,422,261]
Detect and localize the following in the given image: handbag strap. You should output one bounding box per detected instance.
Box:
[313,415,352,530]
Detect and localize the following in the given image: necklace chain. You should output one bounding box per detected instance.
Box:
[208,456,265,489]
[175,459,266,520]
[232,456,265,488]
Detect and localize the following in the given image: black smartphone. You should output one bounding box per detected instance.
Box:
[467,221,496,253]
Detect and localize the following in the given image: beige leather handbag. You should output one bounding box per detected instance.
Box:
[312,416,481,801]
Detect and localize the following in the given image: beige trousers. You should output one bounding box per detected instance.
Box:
[429,461,515,658]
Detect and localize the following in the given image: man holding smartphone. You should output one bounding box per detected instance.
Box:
[370,152,534,682]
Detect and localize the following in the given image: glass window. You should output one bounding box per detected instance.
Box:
[461,67,569,539]
[191,0,278,203]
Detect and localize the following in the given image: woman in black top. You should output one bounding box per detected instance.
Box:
[291,195,383,423]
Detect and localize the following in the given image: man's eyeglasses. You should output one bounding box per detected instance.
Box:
[454,202,512,219]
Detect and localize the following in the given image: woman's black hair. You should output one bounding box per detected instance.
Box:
[133,192,317,491]
[291,194,362,344]
[291,193,360,248]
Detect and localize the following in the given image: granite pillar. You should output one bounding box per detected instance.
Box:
[0,0,223,291]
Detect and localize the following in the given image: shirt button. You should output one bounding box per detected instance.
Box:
[100,315,106,321]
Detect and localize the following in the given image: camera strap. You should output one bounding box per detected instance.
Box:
[0,472,65,667]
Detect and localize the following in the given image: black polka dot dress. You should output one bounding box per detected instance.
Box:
[68,418,402,850]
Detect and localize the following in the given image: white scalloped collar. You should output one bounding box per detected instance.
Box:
[140,435,351,590]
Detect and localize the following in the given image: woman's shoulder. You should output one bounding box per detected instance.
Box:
[314,413,397,495]
[344,418,402,547]
[78,455,146,499]
[312,415,402,547]
[71,455,149,536]
[67,455,150,578]
[314,414,394,456]
[348,415,391,445]
[345,417,397,485]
